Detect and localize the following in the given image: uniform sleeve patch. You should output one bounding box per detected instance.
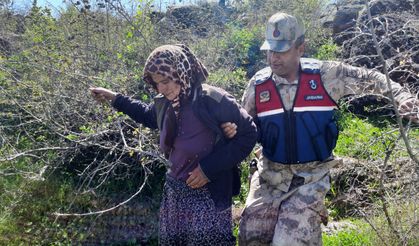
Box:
[259,90,270,103]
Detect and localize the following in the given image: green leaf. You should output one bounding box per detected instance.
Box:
[66,134,78,141]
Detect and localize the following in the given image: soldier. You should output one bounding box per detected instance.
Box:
[237,12,419,245]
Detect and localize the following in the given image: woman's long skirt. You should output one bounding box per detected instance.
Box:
[159,175,236,246]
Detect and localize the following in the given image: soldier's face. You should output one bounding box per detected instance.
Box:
[267,43,304,81]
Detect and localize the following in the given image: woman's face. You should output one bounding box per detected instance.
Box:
[151,73,181,101]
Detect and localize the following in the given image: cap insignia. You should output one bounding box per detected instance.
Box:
[273,23,281,38]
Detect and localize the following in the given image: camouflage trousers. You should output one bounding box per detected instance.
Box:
[239,158,340,246]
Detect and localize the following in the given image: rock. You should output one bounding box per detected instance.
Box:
[325,0,419,93]
[322,220,357,235]
[332,5,364,34]
[323,0,415,35]
[0,37,11,56]
[156,3,227,38]
[369,0,413,15]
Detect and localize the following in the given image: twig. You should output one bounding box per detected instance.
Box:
[364,1,418,166]
[358,209,389,246]
[53,172,149,217]
[378,137,402,240]
[0,146,72,162]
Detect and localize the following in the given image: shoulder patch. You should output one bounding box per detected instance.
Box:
[300,58,321,74]
[202,84,224,103]
[254,67,272,85]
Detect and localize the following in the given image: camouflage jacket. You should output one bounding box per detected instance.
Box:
[241,58,415,191]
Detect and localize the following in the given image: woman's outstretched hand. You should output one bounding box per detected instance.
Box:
[89,87,118,104]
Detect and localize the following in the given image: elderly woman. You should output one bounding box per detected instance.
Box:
[90,44,257,245]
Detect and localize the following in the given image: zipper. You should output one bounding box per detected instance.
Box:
[285,110,297,163]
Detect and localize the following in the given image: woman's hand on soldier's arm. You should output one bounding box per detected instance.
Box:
[89,87,118,104]
[221,122,237,139]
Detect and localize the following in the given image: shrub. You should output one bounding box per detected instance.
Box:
[314,38,340,60]
[323,220,374,246]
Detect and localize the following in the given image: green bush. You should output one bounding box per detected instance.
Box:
[324,201,419,246]
[323,220,374,246]
[334,110,397,160]
[219,24,264,68]
[0,175,77,245]
[314,38,340,60]
[192,22,264,79]
[208,67,248,99]
[368,201,419,246]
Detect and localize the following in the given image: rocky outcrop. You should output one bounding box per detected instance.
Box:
[0,13,24,57]
[323,0,416,35]
[322,0,418,116]
[155,3,228,38]
[0,37,11,56]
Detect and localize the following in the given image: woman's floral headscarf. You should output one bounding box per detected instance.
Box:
[143,44,209,103]
[142,44,209,149]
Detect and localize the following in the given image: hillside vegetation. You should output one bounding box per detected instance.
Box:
[0,0,417,245]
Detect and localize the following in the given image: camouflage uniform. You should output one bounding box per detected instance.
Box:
[239,60,415,246]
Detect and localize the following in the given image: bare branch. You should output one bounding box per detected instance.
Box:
[364,1,419,166]
[0,146,73,162]
[53,170,149,217]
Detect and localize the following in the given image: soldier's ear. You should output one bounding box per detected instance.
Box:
[297,42,305,56]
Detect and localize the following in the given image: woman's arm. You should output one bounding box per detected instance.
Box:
[198,90,258,182]
[90,87,158,129]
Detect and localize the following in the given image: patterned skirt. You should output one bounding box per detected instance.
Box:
[159,175,235,246]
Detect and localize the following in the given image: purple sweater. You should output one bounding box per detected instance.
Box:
[160,103,215,181]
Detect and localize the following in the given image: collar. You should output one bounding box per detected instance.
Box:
[272,73,299,85]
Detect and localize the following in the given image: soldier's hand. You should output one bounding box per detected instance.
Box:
[398,98,419,124]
